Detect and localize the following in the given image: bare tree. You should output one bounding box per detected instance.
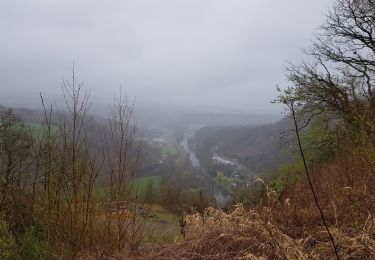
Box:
[278,0,375,140]
[103,89,144,253]
[34,66,101,257]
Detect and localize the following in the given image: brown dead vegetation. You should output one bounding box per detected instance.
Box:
[141,146,375,260]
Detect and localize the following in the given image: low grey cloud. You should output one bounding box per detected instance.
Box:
[0,0,332,113]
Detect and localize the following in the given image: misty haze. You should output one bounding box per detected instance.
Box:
[1,0,374,259]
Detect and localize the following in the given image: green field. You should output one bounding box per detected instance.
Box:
[160,143,178,158]
[26,122,59,140]
[95,175,162,199]
[132,175,162,195]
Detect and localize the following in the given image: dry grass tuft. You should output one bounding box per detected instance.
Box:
[141,205,374,260]
[144,204,308,260]
[304,216,375,259]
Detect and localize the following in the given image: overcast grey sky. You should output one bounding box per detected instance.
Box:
[0,0,332,113]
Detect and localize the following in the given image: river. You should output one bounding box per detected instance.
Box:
[180,135,200,167]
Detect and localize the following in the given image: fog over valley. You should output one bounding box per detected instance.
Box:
[3,1,374,259]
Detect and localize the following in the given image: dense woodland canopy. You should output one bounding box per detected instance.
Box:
[1,0,375,259]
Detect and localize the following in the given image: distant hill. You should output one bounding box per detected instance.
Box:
[174,112,281,128]
[193,118,292,174]
[0,105,46,124]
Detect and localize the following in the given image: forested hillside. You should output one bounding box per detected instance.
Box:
[193,118,291,174]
